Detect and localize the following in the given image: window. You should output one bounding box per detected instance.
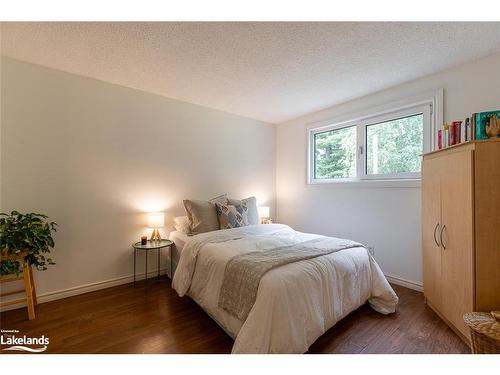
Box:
[314,125,356,179]
[309,102,432,183]
[365,113,423,177]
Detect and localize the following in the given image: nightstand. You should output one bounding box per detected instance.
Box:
[132,239,173,286]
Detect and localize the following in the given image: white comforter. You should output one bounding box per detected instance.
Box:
[172,224,398,353]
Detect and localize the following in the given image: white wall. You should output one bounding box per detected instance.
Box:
[1,57,276,302]
[3,50,500,304]
[276,52,500,288]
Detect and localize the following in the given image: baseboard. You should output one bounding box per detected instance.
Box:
[385,274,423,292]
[0,267,173,312]
[1,267,420,313]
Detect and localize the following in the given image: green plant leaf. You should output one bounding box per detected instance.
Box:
[0,211,58,276]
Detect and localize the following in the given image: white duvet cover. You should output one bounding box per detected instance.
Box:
[172,224,398,353]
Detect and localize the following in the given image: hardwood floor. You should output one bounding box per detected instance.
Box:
[0,279,470,354]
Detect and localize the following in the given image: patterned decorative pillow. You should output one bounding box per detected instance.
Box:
[227,196,259,225]
[215,202,249,229]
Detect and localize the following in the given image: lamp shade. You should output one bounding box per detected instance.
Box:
[258,206,270,218]
[147,212,164,228]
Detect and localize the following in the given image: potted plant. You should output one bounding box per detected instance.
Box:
[0,211,58,276]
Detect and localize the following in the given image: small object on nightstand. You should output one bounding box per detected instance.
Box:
[141,236,147,245]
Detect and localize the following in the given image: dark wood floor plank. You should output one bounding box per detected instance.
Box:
[0,279,470,354]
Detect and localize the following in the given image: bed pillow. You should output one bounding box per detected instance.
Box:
[215,202,249,229]
[227,196,259,225]
[183,194,227,234]
[173,216,191,234]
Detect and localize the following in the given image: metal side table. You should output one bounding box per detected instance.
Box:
[132,239,173,287]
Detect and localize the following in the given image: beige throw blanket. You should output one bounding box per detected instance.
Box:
[218,237,361,320]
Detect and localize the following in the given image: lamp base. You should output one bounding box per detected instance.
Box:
[150,228,162,241]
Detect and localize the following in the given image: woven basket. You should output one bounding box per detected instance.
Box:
[463,311,500,354]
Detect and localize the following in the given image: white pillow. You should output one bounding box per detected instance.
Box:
[174,216,191,234]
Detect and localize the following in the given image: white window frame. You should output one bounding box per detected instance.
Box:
[360,105,431,180]
[311,122,359,182]
[307,91,441,185]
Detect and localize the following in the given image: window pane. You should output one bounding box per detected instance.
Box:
[366,114,423,175]
[314,126,356,179]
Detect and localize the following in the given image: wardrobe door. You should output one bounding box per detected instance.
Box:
[422,156,442,310]
[440,150,474,338]
[474,142,500,312]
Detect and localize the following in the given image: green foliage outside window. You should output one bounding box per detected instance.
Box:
[314,114,423,179]
[366,114,423,175]
[314,126,356,179]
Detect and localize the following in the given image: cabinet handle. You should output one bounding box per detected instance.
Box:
[433,223,440,247]
[440,225,447,250]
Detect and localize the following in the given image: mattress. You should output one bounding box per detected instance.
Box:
[169,230,191,254]
[168,230,193,273]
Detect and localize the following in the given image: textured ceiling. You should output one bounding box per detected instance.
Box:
[2,22,500,123]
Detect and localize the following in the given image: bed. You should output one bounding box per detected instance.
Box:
[169,230,190,256]
[170,223,398,354]
[168,230,190,275]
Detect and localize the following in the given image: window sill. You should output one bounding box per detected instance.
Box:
[307,178,421,189]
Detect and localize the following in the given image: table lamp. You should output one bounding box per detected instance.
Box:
[258,206,270,224]
[147,212,164,241]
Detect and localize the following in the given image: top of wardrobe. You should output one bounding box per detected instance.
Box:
[423,138,500,159]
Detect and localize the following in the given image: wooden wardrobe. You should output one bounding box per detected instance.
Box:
[422,139,500,343]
